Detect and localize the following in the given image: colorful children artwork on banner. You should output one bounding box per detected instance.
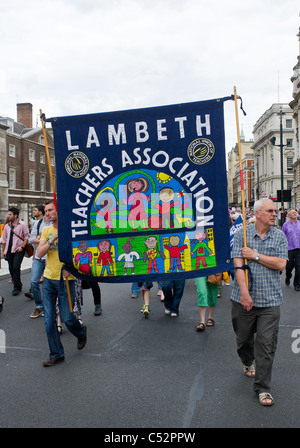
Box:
[46,97,233,283]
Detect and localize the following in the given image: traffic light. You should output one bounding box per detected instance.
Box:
[277,190,291,202]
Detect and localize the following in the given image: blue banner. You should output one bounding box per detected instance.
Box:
[46,97,233,282]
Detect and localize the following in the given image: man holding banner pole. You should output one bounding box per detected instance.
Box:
[38,199,87,366]
[231,198,288,406]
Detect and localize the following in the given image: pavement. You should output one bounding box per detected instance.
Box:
[0,255,32,280]
[0,257,300,430]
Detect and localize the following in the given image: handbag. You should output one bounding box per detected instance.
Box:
[24,243,34,258]
[9,224,34,258]
[207,273,222,285]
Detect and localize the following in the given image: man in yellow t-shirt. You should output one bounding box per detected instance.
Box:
[38,199,87,366]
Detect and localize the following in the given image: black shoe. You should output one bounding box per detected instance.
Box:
[285,278,290,286]
[0,296,4,313]
[43,356,65,367]
[295,285,300,291]
[12,289,21,296]
[94,305,102,316]
[77,325,87,350]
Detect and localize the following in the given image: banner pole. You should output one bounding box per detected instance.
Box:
[40,110,73,312]
[40,111,57,211]
[233,87,248,288]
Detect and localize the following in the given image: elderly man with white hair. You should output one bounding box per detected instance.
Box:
[231,198,288,406]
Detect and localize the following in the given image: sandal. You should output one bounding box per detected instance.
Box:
[243,364,255,378]
[258,392,274,406]
[195,323,205,331]
[206,318,215,327]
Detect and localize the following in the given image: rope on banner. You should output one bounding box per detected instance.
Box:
[40,110,73,312]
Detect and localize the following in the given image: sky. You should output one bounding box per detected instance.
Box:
[0,0,299,151]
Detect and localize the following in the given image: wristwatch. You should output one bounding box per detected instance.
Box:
[254,249,260,261]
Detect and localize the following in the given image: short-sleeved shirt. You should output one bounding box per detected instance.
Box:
[41,224,75,281]
[231,223,288,307]
[281,220,300,250]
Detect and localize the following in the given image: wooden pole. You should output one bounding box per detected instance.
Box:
[40,110,73,311]
[233,87,248,287]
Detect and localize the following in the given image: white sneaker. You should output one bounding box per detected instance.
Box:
[171,313,178,317]
[165,309,171,315]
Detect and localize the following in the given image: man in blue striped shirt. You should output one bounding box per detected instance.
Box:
[282,209,300,291]
[231,199,288,406]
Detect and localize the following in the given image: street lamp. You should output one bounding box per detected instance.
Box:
[269,107,285,226]
[255,152,260,200]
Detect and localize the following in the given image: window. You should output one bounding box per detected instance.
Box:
[40,175,46,192]
[29,149,35,161]
[50,175,56,193]
[9,168,16,188]
[29,171,35,190]
[287,180,293,190]
[286,138,293,147]
[40,153,45,164]
[9,144,15,157]
[50,155,55,166]
[287,157,294,171]
[286,119,293,128]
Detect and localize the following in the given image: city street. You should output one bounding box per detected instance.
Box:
[0,263,300,429]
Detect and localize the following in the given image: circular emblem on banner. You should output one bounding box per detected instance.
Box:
[187,138,215,165]
[65,151,89,178]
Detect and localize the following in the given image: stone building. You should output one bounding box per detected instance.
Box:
[0,103,56,225]
[290,27,300,208]
[251,103,295,205]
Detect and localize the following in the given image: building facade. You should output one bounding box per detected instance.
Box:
[227,132,254,207]
[0,103,56,225]
[251,103,295,206]
[289,27,300,209]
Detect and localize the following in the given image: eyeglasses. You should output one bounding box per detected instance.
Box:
[258,209,277,214]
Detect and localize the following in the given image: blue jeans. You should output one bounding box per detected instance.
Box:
[162,279,185,315]
[131,282,140,296]
[42,277,85,359]
[30,258,45,309]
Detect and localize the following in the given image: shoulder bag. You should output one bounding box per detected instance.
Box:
[9,224,34,258]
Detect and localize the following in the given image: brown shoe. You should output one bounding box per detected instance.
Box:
[25,292,34,300]
[43,356,65,367]
[77,325,87,350]
[30,308,43,319]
